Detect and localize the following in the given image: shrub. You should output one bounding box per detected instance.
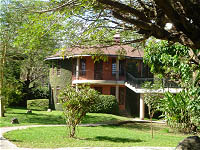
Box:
[27,99,49,111]
[59,85,99,138]
[89,95,119,115]
[159,89,200,133]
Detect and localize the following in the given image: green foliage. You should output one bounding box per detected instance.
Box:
[144,41,200,133]
[144,40,191,85]
[27,99,49,111]
[29,86,49,100]
[0,0,58,108]
[58,84,99,138]
[187,87,200,130]
[3,83,23,106]
[89,95,119,115]
[159,88,200,133]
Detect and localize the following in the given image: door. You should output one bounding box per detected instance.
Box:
[94,61,103,80]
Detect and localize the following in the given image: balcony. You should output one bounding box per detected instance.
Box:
[72,70,125,85]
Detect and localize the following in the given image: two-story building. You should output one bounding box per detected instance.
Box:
[46,36,181,120]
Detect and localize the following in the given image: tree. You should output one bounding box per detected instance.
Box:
[0,0,23,116]
[143,80,163,138]
[20,1,200,71]
[58,85,99,138]
[27,0,200,49]
[0,41,6,117]
[144,40,192,86]
[0,0,61,115]
[144,41,200,133]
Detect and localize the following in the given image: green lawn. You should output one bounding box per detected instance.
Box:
[0,107,131,127]
[3,123,190,148]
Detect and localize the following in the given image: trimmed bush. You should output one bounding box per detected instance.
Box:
[27,99,49,111]
[89,95,119,115]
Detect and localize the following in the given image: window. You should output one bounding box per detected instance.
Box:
[119,87,125,105]
[112,59,116,76]
[94,61,103,80]
[94,87,102,94]
[110,87,116,96]
[80,59,86,76]
[56,86,60,103]
[57,61,61,76]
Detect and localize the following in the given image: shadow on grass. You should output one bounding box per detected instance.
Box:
[3,110,66,125]
[21,113,66,125]
[8,139,23,142]
[122,123,164,132]
[88,136,143,143]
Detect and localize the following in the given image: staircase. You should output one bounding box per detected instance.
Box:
[125,72,182,94]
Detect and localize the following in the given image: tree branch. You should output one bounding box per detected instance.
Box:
[97,0,150,22]
[32,0,78,13]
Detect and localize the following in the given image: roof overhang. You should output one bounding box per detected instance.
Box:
[45,54,143,61]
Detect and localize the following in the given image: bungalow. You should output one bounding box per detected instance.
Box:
[46,36,181,120]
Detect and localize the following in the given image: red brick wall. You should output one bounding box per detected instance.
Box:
[72,56,126,81]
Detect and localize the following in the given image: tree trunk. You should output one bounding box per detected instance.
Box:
[150,116,153,139]
[0,44,6,117]
[70,126,76,138]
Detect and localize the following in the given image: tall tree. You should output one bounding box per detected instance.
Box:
[0,0,61,116]
[24,0,200,69]
[28,0,200,49]
[0,0,23,116]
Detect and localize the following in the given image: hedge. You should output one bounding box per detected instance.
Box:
[27,99,49,111]
[89,95,119,115]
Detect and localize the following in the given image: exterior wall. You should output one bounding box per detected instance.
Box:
[72,56,126,81]
[48,56,152,114]
[49,59,72,110]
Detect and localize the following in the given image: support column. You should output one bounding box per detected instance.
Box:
[116,86,119,102]
[76,57,80,80]
[140,93,145,120]
[76,57,80,91]
[115,58,120,102]
[116,58,119,80]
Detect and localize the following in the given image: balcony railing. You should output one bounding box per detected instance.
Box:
[73,70,126,81]
[126,72,180,88]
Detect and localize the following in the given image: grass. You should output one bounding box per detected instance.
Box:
[3,123,191,148]
[0,107,131,127]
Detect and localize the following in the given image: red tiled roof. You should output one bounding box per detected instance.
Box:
[46,45,144,59]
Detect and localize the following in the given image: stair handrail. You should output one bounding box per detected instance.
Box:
[126,72,154,88]
[126,72,180,88]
